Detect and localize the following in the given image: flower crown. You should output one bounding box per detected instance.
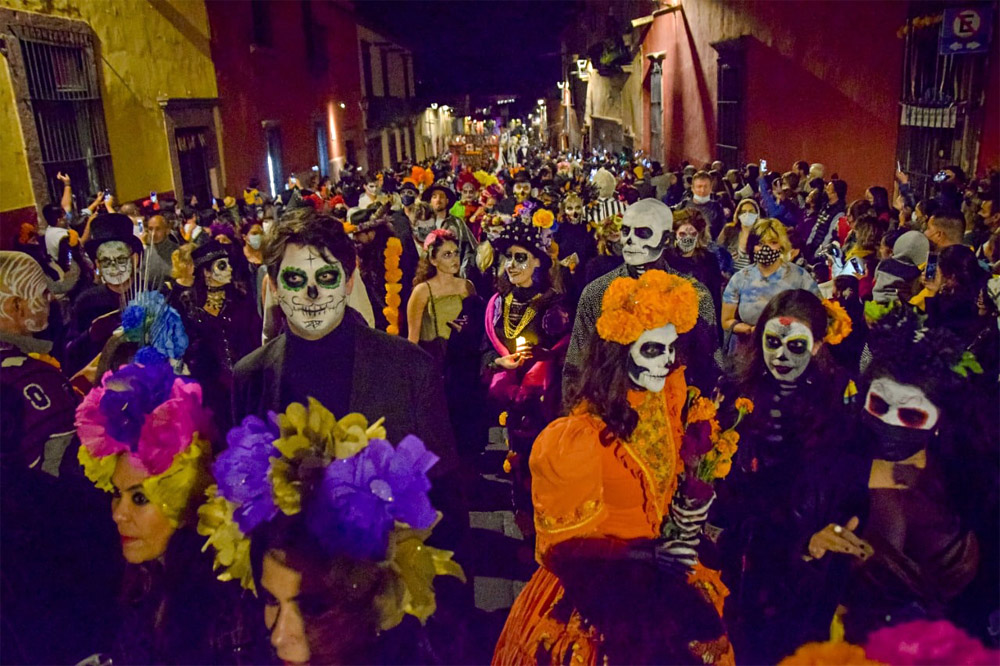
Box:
[820,299,852,345]
[596,270,699,344]
[422,228,456,253]
[75,359,214,527]
[197,398,464,630]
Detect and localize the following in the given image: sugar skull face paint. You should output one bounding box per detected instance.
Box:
[628,323,679,392]
[762,317,814,382]
[276,244,349,340]
[864,377,939,431]
[513,182,532,202]
[96,241,133,286]
[207,257,232,287]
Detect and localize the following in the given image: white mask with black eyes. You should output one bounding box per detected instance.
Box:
[620,199,672,269]
[762,317,814,382]
[276,243,349,340]
[628,323,678,393]
[864,377,940,431]
[96,241,133,286]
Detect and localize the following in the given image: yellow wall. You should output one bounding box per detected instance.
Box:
[0,57,33,211]
[0,0,218,209]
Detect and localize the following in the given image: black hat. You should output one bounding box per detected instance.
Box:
[422,183,456,207]
[84,213,144,258]
[513,170,532,184]
[399,181,418,195]
[492,221,551,268]
[191,239,229,269]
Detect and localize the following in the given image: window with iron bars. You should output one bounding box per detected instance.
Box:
[13,24,114,211]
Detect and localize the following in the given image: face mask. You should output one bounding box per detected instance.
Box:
[861,412,934,462]
[401,193,416,207]
[513,184,531,202]
[247,234,263,250]
[96,241,133,286]
[692,194,711,204]
[755,245,781,266]
[739,212,758,227]
[276,244,349,340]
[565,203,583,222]
[628,324,678,392]
[762,317,813,382]
[620,213,668,267]
[677,236,698,254]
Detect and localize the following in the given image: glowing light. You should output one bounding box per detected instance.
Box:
[431,103,439,109]
[537,99,545,106]
[339,102,346,109]
[327,102,339,159]
[266,153,277,198]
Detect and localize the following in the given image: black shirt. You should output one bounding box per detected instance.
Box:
[281,320,356,417]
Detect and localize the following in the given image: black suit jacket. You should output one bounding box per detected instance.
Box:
[231,324,458,476]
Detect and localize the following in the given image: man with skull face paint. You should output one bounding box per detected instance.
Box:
[564,198,721,403]
[494,270,732,666]
[712,289,870,663]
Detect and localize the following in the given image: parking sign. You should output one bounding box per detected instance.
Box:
[940,7,993,54]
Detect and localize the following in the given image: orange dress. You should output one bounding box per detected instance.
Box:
[492,369,733,665]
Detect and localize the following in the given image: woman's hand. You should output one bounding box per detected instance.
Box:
[447,315,468,333]
[806,517,873,561]
[495,352,529,370]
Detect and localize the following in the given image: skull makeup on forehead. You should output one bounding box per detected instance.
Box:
[207,256,232,287]
[864,377,940,431]
[762,317,814,382]
[276,243,350,340]
[620,199,673,268]
[0,251,50,332]
[96,240,133,286]
[628,323,678,392]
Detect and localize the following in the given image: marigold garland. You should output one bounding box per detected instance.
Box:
[596,270,699,345]
[383,237,403,335]
[778,641,880,666]
[822,299,852,345]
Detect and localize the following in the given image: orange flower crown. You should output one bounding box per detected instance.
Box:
[822,299,852,345]
[596,270,699,345]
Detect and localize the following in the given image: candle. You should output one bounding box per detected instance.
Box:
[515,336,527,353]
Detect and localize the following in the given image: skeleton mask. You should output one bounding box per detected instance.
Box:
[563,199,584,223]
[628,324,679,392]
[762,317,814,382]
[96,241,133,286]
[207,256,232,287]
[620,199,672,268]
[862,376,940,460]
[513,182,531,202]
[461,183,477,203]
[276,244,350,340]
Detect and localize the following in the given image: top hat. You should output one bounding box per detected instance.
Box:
[84,213,144,258]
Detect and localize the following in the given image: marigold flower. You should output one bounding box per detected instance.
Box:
[778,641,878,666]
[687,396,718,423]
[532,209,555,229]
[735,397,754,414]
[822,299,852,345]
[596,309,644,345]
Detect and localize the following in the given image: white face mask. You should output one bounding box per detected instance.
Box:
[207,257,232,287]
[513,183,531,202]
[276,244,350,340]
[692,193,711,204]
[628,324,679,392]
[247,234,263,250]
[620,201,671,268]
[864,377,940,431]
[564,202,584,222]
[96,241,133,286]
[739,212,758,227]
[762,317,814,382]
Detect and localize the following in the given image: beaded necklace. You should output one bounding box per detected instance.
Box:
[502,292,537,340]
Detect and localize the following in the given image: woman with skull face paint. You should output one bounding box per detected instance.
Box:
[180,241,262,432]
[484,218,571,534]
[494,270,732,666]
[712,289,869,664]
[669,209,726,336]
[837,305,996,644]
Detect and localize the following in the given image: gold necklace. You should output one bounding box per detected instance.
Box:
[204,288,225,317]
[502,292,537,340]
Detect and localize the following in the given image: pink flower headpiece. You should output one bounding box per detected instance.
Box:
[422,228,456,253]
[75,361,214,476]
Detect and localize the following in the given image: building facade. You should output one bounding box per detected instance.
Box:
[0,0,221,247]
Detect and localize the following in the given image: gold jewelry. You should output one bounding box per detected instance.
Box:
[204,288,225,316]
[502,292,536,340]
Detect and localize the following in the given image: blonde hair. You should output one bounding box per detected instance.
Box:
[171,243,195,280]
[752,218,792,259]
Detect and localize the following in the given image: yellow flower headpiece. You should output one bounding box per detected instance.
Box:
[596,270,699,345]
[532,208,555,229]
[821,299,852,345]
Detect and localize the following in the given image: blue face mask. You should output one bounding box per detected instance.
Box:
[401,193,416,206]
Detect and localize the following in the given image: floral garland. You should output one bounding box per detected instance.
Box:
[597,271,699,345]
[821,299,852,345]
[75,359,214,527]
[896,13,942,39]
[197,398,465,629]
[383,237,403,335]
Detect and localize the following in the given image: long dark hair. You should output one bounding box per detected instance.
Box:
[731,289,832,385]
[250,514,387,664]
[565,335,638,443]
[495,247,564,303]
[413,229,457,285]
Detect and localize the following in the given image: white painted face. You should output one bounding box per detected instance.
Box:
[96,240,133,286]
[620,200,672,267]
[502,243,540,288]
[0,253,49,332]
[864,377,940,431]
[206,256,232,287]
[276,243,350,340]
[762,317,814,382]
[628,323,678,392]
[513,182,532,202]
[461,183,477,202]
[564,199,584,223]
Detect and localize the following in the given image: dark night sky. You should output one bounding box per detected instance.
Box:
[354,0,578,100]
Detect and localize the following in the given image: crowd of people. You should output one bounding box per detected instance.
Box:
[1,138,998,666]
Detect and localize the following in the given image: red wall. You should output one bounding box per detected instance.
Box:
[206,0,363,193]
[977,49,999,176]
[642,0,907,193]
